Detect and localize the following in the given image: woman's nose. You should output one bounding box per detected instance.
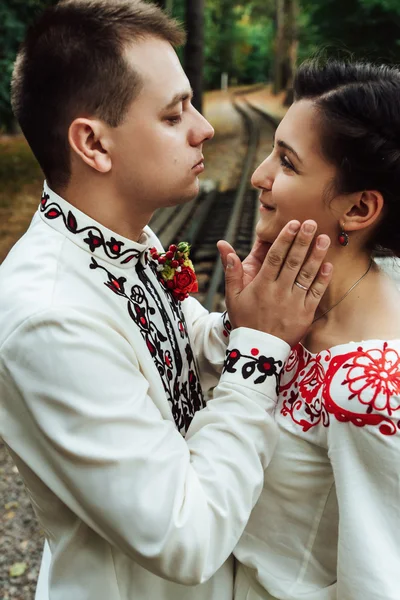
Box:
[251,158,273,190]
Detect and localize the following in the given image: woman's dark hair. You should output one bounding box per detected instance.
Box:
[11,0,185,191]
[294,59,400,256]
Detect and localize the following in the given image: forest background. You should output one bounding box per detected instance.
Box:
[1,0,400,132]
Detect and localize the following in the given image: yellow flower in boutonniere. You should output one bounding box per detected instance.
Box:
[150,242,198,301]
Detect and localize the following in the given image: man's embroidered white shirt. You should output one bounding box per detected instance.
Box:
[0,183,290,600]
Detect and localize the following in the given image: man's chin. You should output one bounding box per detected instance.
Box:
[180,180,201,203]
[162,187,199,209]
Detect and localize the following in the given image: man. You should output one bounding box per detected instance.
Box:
[0,1,331,599]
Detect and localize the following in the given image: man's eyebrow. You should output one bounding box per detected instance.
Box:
[276,139,302,164]
[163,89,194,111]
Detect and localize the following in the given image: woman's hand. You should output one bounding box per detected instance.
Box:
[218,220,332,348]
[218,237,272,289]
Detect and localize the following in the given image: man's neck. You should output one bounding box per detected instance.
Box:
[60,178,154,243]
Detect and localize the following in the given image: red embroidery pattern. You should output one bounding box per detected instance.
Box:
[280,342,400,436]
[342,343,400,415]
[324,345,400,436]
[281,345,330,431]
[222,312,232,338]
[280,344,306,392]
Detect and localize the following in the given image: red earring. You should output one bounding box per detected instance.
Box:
[338,229,349,246]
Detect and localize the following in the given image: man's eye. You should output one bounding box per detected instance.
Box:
[167,115,182,125]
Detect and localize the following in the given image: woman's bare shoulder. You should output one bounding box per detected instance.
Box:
[304,270,400,354]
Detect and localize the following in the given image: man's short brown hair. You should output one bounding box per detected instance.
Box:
[11,0,185,190]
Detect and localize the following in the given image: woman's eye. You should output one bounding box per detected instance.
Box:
[280,155,295,171]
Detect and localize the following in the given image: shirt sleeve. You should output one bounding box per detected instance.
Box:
[1,307,290,586]
[182,296,233,391]
[327,341,400,599]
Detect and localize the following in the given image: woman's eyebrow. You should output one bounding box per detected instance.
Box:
[276,139,302,164]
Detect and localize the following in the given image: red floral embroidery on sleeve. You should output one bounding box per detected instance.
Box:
[299,353,327,404]
[279,344,306,392]
[280,348,331,431]
[342,343,400,415]
[323,343,400,436]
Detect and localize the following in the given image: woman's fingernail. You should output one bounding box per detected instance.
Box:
[317,236,330,250]
[303,222,316,234]
[322,263,332,275]
[227,254,235,268]
[289,221,300,234]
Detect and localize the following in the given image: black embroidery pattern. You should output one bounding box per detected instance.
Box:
[40,193,140,265]
[148,257,192,343]
[90,257,205,434]
[223,348,283,393]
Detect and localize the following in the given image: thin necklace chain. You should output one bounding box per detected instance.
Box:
[312,259,373,324]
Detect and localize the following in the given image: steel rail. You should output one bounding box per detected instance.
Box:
[202,98,262,310]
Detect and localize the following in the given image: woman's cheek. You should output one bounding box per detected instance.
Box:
[274,177,310,218]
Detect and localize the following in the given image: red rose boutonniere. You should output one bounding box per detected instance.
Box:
[150,242,198,302]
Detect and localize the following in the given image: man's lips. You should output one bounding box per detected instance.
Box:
[192,157,204,169]
[192,157,205,174]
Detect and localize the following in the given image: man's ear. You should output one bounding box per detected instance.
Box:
[342,190,384,233]
[68,118,112,174]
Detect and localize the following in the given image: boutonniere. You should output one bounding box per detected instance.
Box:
[150,242,198,301]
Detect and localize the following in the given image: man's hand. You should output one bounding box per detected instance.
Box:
[219,220,333,348]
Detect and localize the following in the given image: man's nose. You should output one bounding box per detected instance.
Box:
[191,109,215,145]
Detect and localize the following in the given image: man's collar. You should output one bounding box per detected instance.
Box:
[39,182,149,268]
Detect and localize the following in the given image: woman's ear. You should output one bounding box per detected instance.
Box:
[342,190,384,233]
[68,118,112,174]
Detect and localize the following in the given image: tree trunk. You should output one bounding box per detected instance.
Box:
[184,0,204,114]
[284,0,299,105]
[273,0,298,97]
[273,0,285,94]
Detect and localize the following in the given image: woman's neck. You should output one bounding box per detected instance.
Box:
[304,249,400,354]
[314,249,372,319]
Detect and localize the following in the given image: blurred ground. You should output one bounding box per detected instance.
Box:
[0,84,286,600]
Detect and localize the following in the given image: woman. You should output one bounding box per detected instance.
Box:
[234,60,400,600]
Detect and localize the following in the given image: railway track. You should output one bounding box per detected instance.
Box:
[149,89,278,311]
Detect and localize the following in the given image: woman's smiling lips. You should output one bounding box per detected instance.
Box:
[259,199,275,212]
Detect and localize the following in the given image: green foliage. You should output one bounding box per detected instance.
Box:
[0,0,57,132]
[232,8,274,84]
[360,0,400,14]
[2,0,400,131]
[171,0,274,90]
[298,0,400,65]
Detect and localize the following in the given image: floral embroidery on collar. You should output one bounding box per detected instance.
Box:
[39,185,146,268]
